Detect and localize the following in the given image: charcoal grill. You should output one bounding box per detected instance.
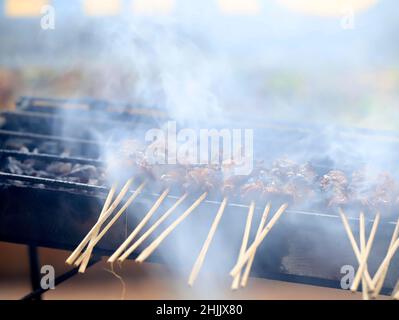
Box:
[0,97,398,300]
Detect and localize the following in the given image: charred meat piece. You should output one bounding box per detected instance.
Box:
[267,160,317,202]
[320,170,349,206]
[296,163,317,185]
[107,140,152,180]
[270,158,299,181]
[285,163,317,202]
[159,166,187,188]
[327,187,349,206]
[348,169,373,207]
[240,179,265,202]
[349,170,398,210]
[222,175,249,196]
[320,170,348,190]
[369,173,397,208]
[255,168,295,202]
[184,166,222,193]
[220,160,251,196]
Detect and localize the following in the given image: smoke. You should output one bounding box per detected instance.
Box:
[41,2,399,297]
[82,16,233,126]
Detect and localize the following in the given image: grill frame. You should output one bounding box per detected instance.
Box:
[1,96,398,298]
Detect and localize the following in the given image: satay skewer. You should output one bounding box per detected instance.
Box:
[392,280,399,300]
[136,192,208,263]
[107,188,170,264]
[230,203,288,278]
[350,212,380,292]
[338,209,375,290]
[231,201,255,290]
[117,193,188,263]
[240,203,271,288]
[74,183,118,267]
[359,212,369,300]
[372,218,399,298]
[188,197,228,287]
[66,178,135,265]
[76,181,147,272]
[371,237,399,289]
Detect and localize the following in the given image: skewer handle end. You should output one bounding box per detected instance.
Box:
[65,259,74,266]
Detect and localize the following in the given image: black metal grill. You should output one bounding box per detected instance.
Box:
[0,96,398,298]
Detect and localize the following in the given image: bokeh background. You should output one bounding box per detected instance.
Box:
[0,0,398,127]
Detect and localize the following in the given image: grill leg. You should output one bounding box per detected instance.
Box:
[27,246,42,300]
[21,257,101,300]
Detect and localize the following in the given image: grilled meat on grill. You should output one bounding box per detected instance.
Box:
[184,166,222,193]
[5,134,399,214]
[320,170,349,206]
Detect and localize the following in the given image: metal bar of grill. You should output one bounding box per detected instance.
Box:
[16,96,168,119]
[0,172,107,193]
[0,149,103,166]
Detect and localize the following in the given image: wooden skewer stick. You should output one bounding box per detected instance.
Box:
[231,201,255,290]
[350,212,380,292]
[359,212,369,300]
[372,218,399,298]
[136,192,208,263]
[230,203,288,278]
[117,193,188,263]
[77,181,147,273]
[338,208,375,290]
[74,183,118,267]
[392,280,399,300]
[188,197,228,287]
[240,203,271,288]
[107,188,170,264]
[371,237,399,289]
[66,178,134,265]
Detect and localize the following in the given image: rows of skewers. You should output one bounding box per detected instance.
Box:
[339,209,399,299]
[65,139,399,299]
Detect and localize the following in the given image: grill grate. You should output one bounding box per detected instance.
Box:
[0,96,398,294]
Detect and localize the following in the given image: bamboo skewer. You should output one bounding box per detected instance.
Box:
[359,213,369,300]
[350,212,380,292]
[371,237,399,290]
[240,203,271,288]
[107,188,170,264]
[372,218,399,298]
[74,183,118,267]
[338,208,375,290]
[136,192,208,263]
[392,280,399,300]
[231,201,255,290]
[230,203,288,278]
[66,178,135,265]
[74,181,144,268]
[188,197,228,287]
[117,193,188,263]
[77,181,147,273]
